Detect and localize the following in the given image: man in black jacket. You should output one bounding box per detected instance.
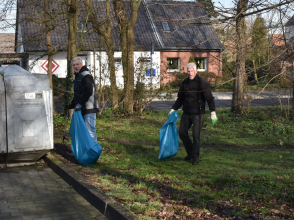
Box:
[69,57,99,141]
[170,62,217,165]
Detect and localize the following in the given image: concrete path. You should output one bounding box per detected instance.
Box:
[151,90,292,101]
[0,164,108,220]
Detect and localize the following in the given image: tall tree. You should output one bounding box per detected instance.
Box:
[84,0,119,110]
[113,0,141,113]
[249,16,268,84]
[231,0,248,114]
[63,0,78,114]
[44,0,54,90]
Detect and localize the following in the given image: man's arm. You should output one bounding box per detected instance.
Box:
[79,75,94,106]
[172,83,185,110]
[201,79,215,112]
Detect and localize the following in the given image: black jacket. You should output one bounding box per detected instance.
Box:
[172,74,215,115]
[69,66,99,115]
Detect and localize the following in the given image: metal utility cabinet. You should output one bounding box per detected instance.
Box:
[0,65,53,163]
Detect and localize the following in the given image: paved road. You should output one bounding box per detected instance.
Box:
[0,165,108,220]
[147,98,292,110]
[144,90,292,110]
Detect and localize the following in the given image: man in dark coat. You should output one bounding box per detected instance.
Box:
[69,57,99,141]
[170,62,217,165]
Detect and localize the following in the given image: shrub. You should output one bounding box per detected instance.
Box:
[197,71,220,83]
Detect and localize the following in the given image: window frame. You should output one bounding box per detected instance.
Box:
[162,22,170,31]
[167,57,180,72]
[194,58,207,72]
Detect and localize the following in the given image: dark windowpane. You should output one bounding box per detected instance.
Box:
[194,58,205,69]
[167,58,179,70]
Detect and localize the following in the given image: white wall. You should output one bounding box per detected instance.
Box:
[28,50,161,88]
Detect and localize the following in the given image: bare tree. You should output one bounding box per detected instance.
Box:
[113,0,142,113]
[231,0,248,113]
[84,0,119,110]
[214,0,294,114]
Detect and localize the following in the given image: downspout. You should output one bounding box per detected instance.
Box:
[219,49,222,76]
[142,0,163,48]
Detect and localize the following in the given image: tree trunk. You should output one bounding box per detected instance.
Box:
[63,0,78,115]
[231,0,248,114]
[44,0,55,113]
[105,0,118,109]
[84,0,118,109]
[292,61,294,122]
[114,0,141,113]
[44,0,53,90]
[67,0,78,69]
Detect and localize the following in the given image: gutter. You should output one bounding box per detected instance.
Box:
[219,49,221,76]
[159,48,223,52]
[142,0,163,48]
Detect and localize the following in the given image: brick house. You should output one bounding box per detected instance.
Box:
[15,0,223,87]
[145,2,223,85]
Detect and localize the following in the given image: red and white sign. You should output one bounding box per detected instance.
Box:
[41,59,60,73]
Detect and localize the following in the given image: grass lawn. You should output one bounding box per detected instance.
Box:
[53,107,294,219]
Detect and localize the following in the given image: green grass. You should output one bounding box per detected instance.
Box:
[53,107,294,219]
[94,107,294,147]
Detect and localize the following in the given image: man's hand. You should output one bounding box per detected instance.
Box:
[75,103,82,111]
[168,109,175,116]
[210,112,218,125]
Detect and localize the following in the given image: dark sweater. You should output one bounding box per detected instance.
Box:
[172,74,215,115]
[69,66,99,115]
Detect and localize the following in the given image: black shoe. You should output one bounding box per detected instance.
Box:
[184,155,192,161]
[192,158,199,165]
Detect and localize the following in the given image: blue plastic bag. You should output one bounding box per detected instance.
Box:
[159,111,179,160]
[69,111,102,165]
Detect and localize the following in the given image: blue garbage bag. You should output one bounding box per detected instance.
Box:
[69,111,102,165]
[159,111,179,160]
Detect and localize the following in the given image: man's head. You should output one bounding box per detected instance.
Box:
[71,57,83,73]
[187,62,197,80]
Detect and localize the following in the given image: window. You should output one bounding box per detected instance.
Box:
[114,58,122,72]
[162,22,170,31]
[194,58,207,71]
[167,58,180,71]
[138,57,155,77]
[77,22,87,32]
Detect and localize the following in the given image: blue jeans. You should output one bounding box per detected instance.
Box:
[179,112,204,160]
[83,113,97,142]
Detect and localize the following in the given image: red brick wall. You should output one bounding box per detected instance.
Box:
[160,51,222,85]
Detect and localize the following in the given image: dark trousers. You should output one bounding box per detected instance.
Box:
[179,112,204,159]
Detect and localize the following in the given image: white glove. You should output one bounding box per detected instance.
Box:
[211,112,217,120]
[75,103,82,111]
[211,112,218,125]
[168,109,175,115]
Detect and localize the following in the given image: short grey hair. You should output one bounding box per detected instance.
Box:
[187,62,197,71]
[71,57,83,65]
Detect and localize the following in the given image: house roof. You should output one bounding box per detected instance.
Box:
[16,0,223,52]
[286,15,294,26]
[146,1,223,50]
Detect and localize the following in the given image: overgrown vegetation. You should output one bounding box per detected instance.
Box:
[54,107,294,219]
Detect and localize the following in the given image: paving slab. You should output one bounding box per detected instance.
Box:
[44,153,140,220]
[0,164,108,220]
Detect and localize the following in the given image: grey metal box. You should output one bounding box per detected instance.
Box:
[1,65,53,163]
